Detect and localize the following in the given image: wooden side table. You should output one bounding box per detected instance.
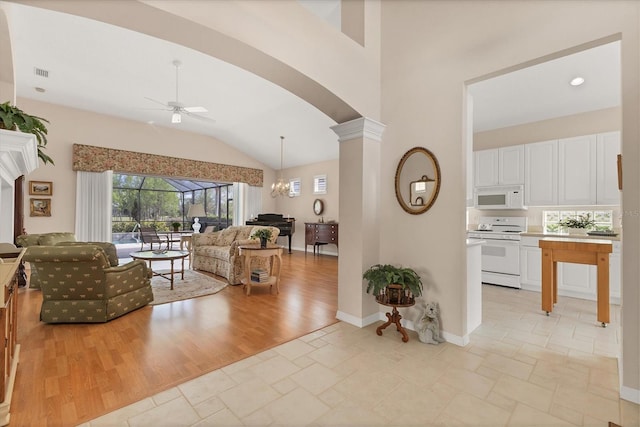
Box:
[179,234,193,267]
[238,244,283,296]
[376,299,416,342]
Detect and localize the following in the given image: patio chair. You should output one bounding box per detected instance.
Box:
[139,227,179,251]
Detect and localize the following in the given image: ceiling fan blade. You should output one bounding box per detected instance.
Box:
[183,110,216,123]
[144,96,169,107]
[183,106,208,113]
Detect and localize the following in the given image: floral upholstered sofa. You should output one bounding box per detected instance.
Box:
[192,225,280,285]
[22,244,153,323]
[16,232,118,289]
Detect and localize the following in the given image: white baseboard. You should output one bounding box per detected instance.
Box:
[336,312,467,346]
[620,385,640,404]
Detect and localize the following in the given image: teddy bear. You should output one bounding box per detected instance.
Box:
[415,301,445,344]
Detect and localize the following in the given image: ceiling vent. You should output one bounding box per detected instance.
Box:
[34,67,49,78]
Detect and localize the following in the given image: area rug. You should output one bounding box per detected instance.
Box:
[149,269,228,305]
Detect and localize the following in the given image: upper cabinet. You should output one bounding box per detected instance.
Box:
[481,131,621,207]
[525,140,558,206]
[558,134,597,205]
[474,145,524,187]
[596,131,621,205]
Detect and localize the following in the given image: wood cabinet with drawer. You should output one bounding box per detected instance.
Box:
[305,223,338,255]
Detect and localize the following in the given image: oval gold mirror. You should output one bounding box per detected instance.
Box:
[313,199,324,215]
[395,147,441,215]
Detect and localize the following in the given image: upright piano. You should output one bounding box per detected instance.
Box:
[246,213,296,253]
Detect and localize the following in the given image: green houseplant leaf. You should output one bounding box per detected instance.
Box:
[251,228,273,241]
[363,264,423,304]
[0,101,54,165]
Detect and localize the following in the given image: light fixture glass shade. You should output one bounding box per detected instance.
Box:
[271,136,291,198]
[187,203,205,233]
[271,178,290,197]
[172,112,182,123]
[570,77,585,86]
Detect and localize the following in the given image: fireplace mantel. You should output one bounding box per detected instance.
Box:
[0,129,39,243]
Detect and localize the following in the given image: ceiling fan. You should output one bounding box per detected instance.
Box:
[145,60,215,124]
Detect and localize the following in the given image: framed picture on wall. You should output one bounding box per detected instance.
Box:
[30,198,51,217]
[29,180,53,196]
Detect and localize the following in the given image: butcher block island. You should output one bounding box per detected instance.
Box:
[539,238,613,326]
[0,249,24,425]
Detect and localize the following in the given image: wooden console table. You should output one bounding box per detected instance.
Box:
[0,249,24,425]
[539,238,612,326]
[305,222,338,254]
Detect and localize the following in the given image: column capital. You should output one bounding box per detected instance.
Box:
[331,117,386,142]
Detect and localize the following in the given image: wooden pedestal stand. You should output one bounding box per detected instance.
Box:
[376,300,415,342]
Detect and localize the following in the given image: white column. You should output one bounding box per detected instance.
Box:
[331,117,385,326]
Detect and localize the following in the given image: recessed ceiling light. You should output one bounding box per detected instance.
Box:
[34,87,45,93]
[570,77,585,86]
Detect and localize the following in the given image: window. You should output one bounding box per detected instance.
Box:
[543,210,613,233]
[313,175,327,194]
[112,174,233,241]
[289,178,301,197]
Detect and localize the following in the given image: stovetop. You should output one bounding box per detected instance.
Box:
[467,216,527,240]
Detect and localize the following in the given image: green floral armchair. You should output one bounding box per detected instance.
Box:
[23,244,153,323]
[16,232,118,289]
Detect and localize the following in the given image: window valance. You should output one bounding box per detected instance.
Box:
[72,144,263,186]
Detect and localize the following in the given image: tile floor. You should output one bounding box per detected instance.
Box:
[80,285,640,427]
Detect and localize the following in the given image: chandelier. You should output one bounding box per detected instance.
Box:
[271,136,291,197]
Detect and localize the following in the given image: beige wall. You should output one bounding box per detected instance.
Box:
[18,97,279,235]
[474,107,621,150]
[275,159,339,254]
[381,0,639,395]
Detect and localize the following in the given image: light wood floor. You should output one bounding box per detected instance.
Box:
[13,250,338,426]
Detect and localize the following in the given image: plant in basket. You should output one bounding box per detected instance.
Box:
[363,264,423,305]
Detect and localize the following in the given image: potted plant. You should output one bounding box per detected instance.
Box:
[363,264,423,305]
[560,213,595,235]
[171,222,181,232]
[251,228,273,248]
[0,102,54,165]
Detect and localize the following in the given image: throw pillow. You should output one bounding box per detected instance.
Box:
[217,228,239,246]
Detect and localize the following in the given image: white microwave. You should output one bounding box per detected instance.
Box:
[474,185,526,210]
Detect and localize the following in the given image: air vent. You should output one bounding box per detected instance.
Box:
[34,67,49,78]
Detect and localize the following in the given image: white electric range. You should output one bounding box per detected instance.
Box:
[467,216,528,288]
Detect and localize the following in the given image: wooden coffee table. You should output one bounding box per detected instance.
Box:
[130,250,189,290]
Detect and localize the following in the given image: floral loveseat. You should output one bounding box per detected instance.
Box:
[192,225,280,285]
[22,244,153,323]
[16,232,118,289]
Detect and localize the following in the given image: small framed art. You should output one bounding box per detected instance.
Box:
[29,181,53,196]
[30,198,51,217]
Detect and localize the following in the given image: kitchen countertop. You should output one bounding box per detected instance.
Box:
[521,232,621,241]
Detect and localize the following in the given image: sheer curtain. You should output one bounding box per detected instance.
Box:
[233,183,262,225]
[75,170,113,242]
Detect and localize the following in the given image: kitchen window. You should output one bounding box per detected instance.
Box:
[543,210,613,232]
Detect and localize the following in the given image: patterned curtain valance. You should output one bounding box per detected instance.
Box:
[72,144,263,186]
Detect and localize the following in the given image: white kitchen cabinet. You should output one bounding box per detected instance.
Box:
[596,131,621,205]
[519,236,541,291]
[524,140,558,206]
[474,145,524,187]
[557,262,595,299]
[609,241,621,303]
[558,134,597,205]
[474,149,499,187]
